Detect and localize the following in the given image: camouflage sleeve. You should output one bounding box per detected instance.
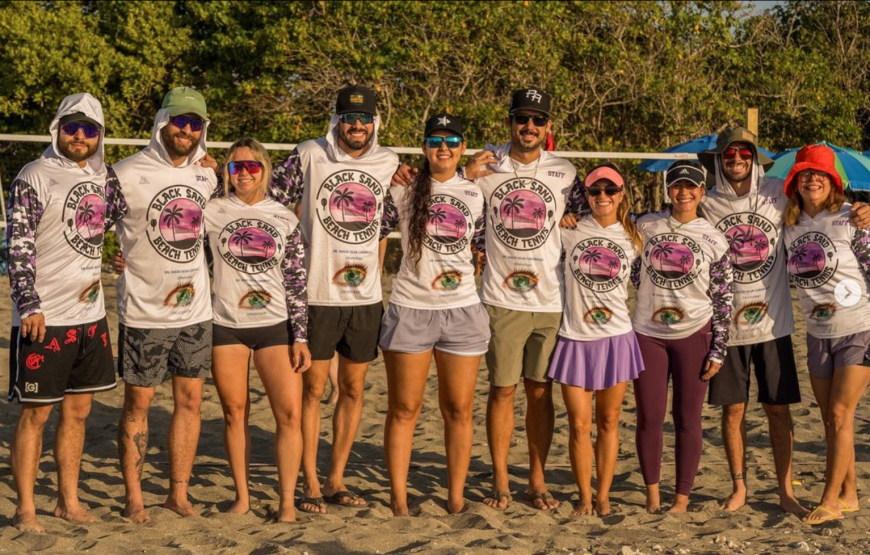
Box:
[851,228,870,278]
[6,178,44,318]
[379,189,399,240]
[103,165,128,231]
[209,164,224,199]
[269,148,304,208]
[630,257,641,289]
[707,253,734,365]
[281,227,308,342]
[565,175,588,215]
[472,201,487,253]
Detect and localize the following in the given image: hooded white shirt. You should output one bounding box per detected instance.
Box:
[292,115,398,306]
[476,143,577,312]
[7,93,115,326]
[111,109,218,328]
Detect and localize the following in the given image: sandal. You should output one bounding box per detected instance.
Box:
[484,491,512,511]
[839,499,859,513]
[526,491,559,511]
[804,505,843,526]
[324,489,365,507]
[295,496,326,514]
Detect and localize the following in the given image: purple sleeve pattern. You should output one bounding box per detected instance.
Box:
[103,165,128,231]
[281,227,308,342]
[565,175,588,215]
[379,189,399,240]
[707,253,734,364]
[472,202,487,253]
[269,148,304,208]
[630,257,641,290]
[6,179,43,318]
[851,229,870,278]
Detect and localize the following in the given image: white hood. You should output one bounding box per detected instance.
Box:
[712,155,765,198]
[142,108,210,168]
[324,114,384,162]
[43,92,106,174]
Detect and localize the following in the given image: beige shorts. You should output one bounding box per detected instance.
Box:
[484,304,561,387]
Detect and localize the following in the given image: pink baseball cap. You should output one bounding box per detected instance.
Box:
[584,166,624,189]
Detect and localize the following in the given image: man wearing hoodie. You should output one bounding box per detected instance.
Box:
[699,128,870,515]
[269,85,398,513]
[111,87,219,522]
[7,93,124,532]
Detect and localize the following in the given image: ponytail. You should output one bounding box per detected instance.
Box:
[405,160,433,270]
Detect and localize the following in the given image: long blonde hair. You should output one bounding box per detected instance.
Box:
[784,188,846,226]
[222,137,273,198]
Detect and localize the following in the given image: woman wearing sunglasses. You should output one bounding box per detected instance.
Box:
[204,137,312,521]
[548,163,644,517]
[780,145,870,525]
[631,161,733,513]
[380,113,488,516]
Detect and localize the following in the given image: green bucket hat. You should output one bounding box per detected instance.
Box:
[697,126,773,174]
[161,87,208,120]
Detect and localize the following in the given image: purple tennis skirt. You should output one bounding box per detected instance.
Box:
[547,330,645,390]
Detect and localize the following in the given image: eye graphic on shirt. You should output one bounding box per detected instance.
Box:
[652,306,684,326]
[810,303,837,322]
[432,270,462,291]
[583,306,614,326]
[164,282,195,307]
[503,270,539,293]
[735,302,768,327]
[238,290,272,309]
[333,265,368,287]
[77,280,101,304]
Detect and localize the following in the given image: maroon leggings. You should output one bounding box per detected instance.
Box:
[633,321,711,496]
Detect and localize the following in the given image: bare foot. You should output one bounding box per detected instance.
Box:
[276,501,296,522]
[720,488,747,512]
[594,497,611,516]
[572,499,593,517]
[780,494,809,517]
[13,512,46,533]
[645,485,661,514]
[164,499,197,517]
[668,494,690,514]
[391,498,409,517]
[225,499,250,515]
[54,504,99,523]
[527,490,560,510]
[123,504,151,524]
[483,491,511,510]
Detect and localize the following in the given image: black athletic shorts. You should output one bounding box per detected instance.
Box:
[213,321,292,350]
[708,335,801,406]
[8,317,116,404]
[307,302,384,362]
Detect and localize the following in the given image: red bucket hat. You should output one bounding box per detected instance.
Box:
[784,144,843,198]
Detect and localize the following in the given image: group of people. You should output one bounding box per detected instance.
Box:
[6,83,870,533]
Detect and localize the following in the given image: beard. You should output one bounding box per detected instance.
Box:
[512,129,544,153]
[723,162,751,183]
[338,126,373,151]
[58,139,98,162]
[161,126,200,158]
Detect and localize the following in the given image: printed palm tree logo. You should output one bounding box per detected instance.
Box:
[787,242,830,279]
[429,206,447,236]
[503,196,525,229]
[232,229,253,257]
[652,243,674,266]
[425,203,466,244]
[362,200,375,221]
[227,225,280,266]
[162,205,184,242]
[70,194,106,246]
[576,246,622,283]
[533,207,544,226]
[191,215,202,237]
[333,188,355,222]
[725,225,769,271]
[609,260,619,275]
[453,219,464,236]
[261,238,275,258]
[498,190,547,239]
[76,201,96,239]
[326,183,378,232]
[754,238,768,261]
[155,197,202,251]
[649,241,693,279]
[582,249,602,274]
[679,255,692,273]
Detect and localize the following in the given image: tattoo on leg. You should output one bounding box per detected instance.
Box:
[125,411,136,423]
[170,479,188,485]
[732,472,745,481]
[133,431,147,479]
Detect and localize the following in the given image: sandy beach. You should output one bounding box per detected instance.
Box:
[2,273,870,555]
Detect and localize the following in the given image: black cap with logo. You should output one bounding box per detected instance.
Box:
[59,112,101,128]
[509,87,552,116]
[335,85,377,115]
[666,161,707,188]
[424,113,463,138]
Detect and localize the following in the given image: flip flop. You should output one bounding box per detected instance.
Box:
[526,492,559,510]
[839,499,859,513]
[804,505,843,526]
[295,496,326,514]
[324,489,365,507]
[484,491,512,511]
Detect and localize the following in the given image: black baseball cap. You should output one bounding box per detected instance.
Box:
[509,87,551,116]
[424,113,463,138]
[335,85,377,115]
[666,161,707,188]
[58,112,101,128]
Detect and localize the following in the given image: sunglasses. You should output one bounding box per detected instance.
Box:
[227,160,263,175]
[511,114,549,127]
[722,147,753,160]
[169,115,205,132]
[60,122,100,139]
[586,184,623,197]
[425,136,463,149]
[797,169,831,182]
[339,112,374,125]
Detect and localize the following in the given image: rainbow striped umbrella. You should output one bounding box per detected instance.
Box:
[768,142,870,191]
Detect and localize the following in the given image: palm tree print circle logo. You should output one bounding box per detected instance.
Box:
[62,183,106,259]
[328,183,377,232]
[725,225,770,272]
[427,204,468,245]
[159,199,202,250]
[645,238,697,288]
[499,190,547,238]
[218,220,282,275]
[788,242,828,280]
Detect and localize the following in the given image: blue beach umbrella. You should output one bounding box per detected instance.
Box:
[768,142,870,191]
[638,134,776,173]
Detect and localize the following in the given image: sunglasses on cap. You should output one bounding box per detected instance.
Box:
[169,115,205,132]
[722,147,753,160]
[339,112,374,125]
[227,160,263,175]
[586,183,624,197]
[511,114,549,127]
[61,122,100,139]
[425,136,463,149]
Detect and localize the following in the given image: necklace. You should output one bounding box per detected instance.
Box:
[510,150,542,185]
[724,180,760,218]
[666,213,692,233]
